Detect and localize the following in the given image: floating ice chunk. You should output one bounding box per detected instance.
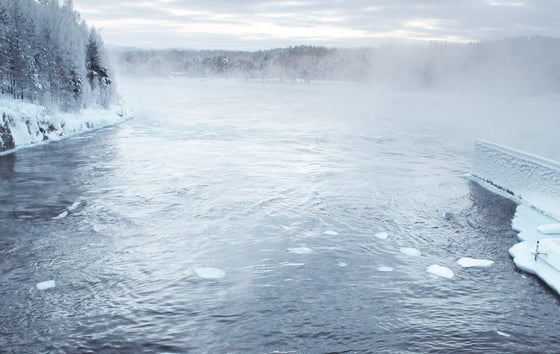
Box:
[496,331,511,338]
[36,280,56,290]
[337,262,348,267]
[537,224,560,235]
[193,267,225,280]
[287,247,313,255]
[427,265,454,279]
[457,257,494,268]
[52,211,68,220]
[375,232,389,240]
[400,247,421,257]
[323,230,339,236]
[377,266,395,272]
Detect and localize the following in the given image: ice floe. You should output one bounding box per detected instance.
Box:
[337,262,348,267]
[400,247,421,257]
[456,257,494,268]
[427,265,454,279]
[193,267,226,280]
[287,247,313,255]
[377,266,395,272]
[36,280,56,290]
[323,230,339,236]
[375,232,389,240]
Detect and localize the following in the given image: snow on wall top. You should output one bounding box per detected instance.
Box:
[472,139,560,220]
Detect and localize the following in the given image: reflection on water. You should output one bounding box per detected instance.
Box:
[1,79,559,353]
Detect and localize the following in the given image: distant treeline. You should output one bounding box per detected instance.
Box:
[0,0,114,111]
[112,37,560,92]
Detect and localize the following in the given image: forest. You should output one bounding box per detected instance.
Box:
[112,37,560,93]
[0,0,114,112]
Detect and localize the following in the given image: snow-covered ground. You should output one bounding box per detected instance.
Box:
[472,140,560,294]
[0,96,132,155]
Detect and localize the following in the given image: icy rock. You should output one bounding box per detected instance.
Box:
[36,280,56,290]
[537,224,560,235]
[287,247,313,255]
[457,257,494,268]
[194,267,225,280]
[427,265,454,279]
[375,232,389,240]
[400,247,421,257]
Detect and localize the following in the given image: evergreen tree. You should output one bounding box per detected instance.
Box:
[0,0,115,110]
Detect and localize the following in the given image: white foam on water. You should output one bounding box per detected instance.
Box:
[337,262,348,267]
[323,230,339,236]
[400,247,421,257]
[457,257,494,268]
[67,200,82,212]
[427,264,454,279]
[377,266,395,272]
[36,280,56,290]
[287,247,313,255]
[375,232,389,240]
[193,267,226,280]
[497,331,511,338]
[52,211,68,220]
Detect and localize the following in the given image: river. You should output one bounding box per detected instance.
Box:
[1,78,560,353]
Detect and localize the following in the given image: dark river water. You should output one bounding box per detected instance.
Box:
[1,79,560,353]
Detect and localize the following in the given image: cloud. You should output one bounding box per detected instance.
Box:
[72,0,560,49]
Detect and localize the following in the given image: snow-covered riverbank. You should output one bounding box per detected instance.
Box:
[471,140,560,295]
[0,97,132,155]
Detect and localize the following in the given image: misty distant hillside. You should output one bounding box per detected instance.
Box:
[111,37,560,92]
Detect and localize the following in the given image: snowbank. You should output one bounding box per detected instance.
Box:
[0,96,132,155]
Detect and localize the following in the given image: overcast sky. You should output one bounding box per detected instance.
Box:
[71,0,560,50]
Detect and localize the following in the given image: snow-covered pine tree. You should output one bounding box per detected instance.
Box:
[0,0,114,111]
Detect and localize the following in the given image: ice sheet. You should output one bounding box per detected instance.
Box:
[537,224,560,235]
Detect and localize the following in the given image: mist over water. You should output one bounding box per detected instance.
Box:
[4,37,560,353]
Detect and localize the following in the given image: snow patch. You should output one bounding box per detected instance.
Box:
[427,265,454,279]
[193,267,226,280]
[456,257,494,268]
[400,247,421,257]
[36,280,56,290]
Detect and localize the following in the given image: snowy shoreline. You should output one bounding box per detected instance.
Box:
[0,97,132,156]
[471,140,560,295]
